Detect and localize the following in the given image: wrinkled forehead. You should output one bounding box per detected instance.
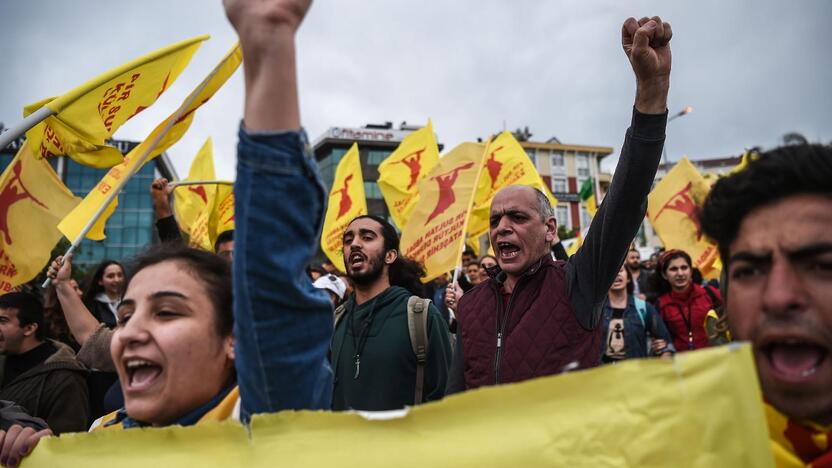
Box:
[490,186,538,216]
[344,217,384,237]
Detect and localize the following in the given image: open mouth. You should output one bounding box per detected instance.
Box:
[124,358,163,392]
[349,251,366,270]
[761,339,828,381]
[497,242,520,260]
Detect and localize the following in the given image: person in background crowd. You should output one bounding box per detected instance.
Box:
[0,293,89,435]
[456,247,478,292]
[332,215,452,411]
[466,262,483,287]
[214,230,234,262]
[307,266,327,282]
[81,260,125,328]
[600,265,674,363]
[701,143,832,466]
[150,177,182,244]
[626,247,657,303]
[313,273,347,308]
[431,274,451,324]
[644,252,659,272]
[479,255,498,282]
[447,15,673,393]
[321,260,338,274]
[653,250,722,352]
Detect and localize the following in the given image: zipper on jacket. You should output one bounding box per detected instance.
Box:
[494,277,526,384]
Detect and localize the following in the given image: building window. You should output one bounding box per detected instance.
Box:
[576,154,590,178]
[551,177,568,194]
[526,149,536,166]
[580,204,593,230]
[556,205,570,230]
[364,182,382,200]
[367,150,389,166]
[550,151,564,169]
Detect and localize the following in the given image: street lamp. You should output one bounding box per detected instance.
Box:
[662,106,694,164]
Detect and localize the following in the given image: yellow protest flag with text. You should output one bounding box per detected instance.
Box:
[647,157,720,278]
[24,345,772,467]
[0,143,80,291]
[188,184,234,252]
[24,36,207,168]
[377,120,440,229]
[321,144,367,272]
[58,44,242,242]
[467,131,557,238]
[401,142,486,282]
[174,138,216,235]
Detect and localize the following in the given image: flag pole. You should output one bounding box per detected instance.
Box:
[169,180,234,188]
[0,107,54,151]
[42,63,221,289]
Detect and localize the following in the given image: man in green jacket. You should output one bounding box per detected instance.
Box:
[331,215,452,411]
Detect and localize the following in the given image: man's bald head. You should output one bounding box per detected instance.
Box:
[489,186,557,279]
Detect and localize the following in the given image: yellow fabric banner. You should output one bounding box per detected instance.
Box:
[321,143,367,272]
[58,44,242,243]
[377,120,440,230]
[0,143,80,291]
[401,142,486,282]
[467,131,557,238]
[25,345,772,467]
[189,184,234,252]
[174,138,216,235]
[24,36,207,168]
[647,157,720,278]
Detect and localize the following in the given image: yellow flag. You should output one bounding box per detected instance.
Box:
[321,144,367,272]
[24,36,207,168]
[401,143,486,282]
[0,143,80,291]
[25,345,772,467]
[467,131,557,238]
[647,157,720,278]
[377,120,439,229]
[174,138,216,235]
[58,43,242,242]
[188,184,235,252]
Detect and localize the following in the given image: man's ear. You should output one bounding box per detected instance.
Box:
[544,217,557,245]
[22,322,37,338]
[224,335,235,362]
[385,249,398,265]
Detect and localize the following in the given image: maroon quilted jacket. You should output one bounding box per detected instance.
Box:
[457,255,603,389]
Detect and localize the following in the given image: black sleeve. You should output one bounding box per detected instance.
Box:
[0,401,48,432]
[566,108,667,330]
[551,241,569,261]
[155,215,183,244]
[445,322,466,395]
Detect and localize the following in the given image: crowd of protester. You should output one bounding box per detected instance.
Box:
[0,2,828,466]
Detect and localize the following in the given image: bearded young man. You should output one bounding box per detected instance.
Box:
[447,16,672,392]
[331,215,452,411]
[701,144,832,467]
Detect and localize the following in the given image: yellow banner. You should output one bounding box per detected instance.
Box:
[321,143,367,272]
[189,184,234,252]
[58,44,242,243]
[401,142,485,282]
[647,157,720,278]
[377,120,439,230]
[467,131,557,238]
[26,345,772,467]
[174,138,216,235]
[0,143,80,291]
[24,36,207,168]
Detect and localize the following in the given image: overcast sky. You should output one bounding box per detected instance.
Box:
[2,1,830,179]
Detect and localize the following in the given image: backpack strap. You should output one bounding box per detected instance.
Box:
[407,296,430,405]
[703,284,723,311]
[334,304,347,329]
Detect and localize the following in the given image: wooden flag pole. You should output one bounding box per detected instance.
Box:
[169,180,234,188]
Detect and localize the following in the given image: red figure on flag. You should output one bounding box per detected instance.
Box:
[333,174,354,220]
[392,148,425,190]
[654,182,703,240]
[426,162,475,223]
[188,185,209,205]
[485,146,504,189]
[0,160,48,245]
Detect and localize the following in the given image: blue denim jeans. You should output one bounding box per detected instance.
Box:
[233,126,333,421]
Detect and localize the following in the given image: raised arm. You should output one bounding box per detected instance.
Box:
[47,255,100,345]
[224,0,333,420]
[567,17,672,329]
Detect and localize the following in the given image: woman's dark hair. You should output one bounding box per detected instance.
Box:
[126,244,233,337]
[81,260,124,305]
[702,144,832,262]
[651,249,692,295]
[43,285,78,348]
[351,215,426,298]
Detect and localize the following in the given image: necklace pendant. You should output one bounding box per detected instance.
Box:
[353,356,360,380]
